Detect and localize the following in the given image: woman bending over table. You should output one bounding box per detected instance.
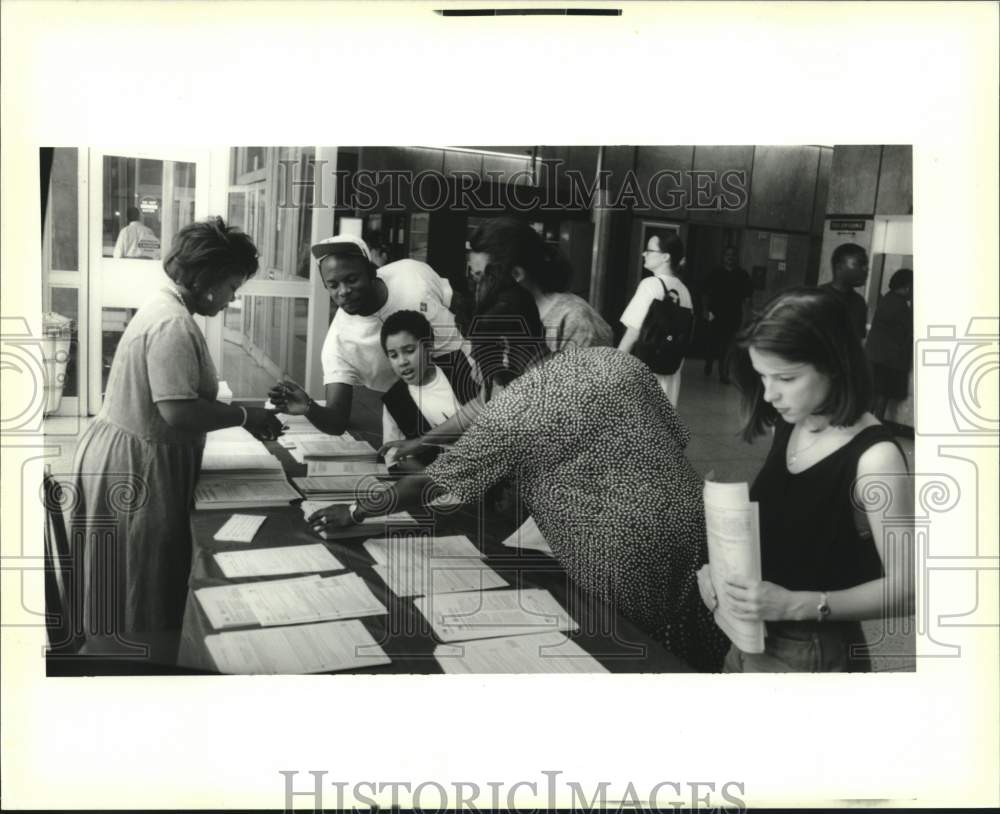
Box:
[312,284,728,671]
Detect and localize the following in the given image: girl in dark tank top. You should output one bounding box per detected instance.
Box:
[696,287,913,672]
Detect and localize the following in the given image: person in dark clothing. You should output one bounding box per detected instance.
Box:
[866,268,914,421]
[696,287,913,672]
[702,246,753,383]
[820,242,870,340]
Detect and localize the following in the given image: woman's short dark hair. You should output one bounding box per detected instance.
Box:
[163,216,259,292]
[731,287,872,441]
[380,309,434,351]
[652,231,685,270]
[468,284,546,390]
[889,267,913,291]
[469,216,575,295]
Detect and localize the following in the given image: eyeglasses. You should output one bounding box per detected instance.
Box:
[642,249,663,255]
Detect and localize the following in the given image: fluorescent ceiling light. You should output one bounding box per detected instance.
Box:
[418,146,534,160]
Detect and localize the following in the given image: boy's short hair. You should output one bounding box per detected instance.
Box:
[380,309,435,351]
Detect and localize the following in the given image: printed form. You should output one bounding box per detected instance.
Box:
[703,480,766,654]
[213,543,343,578]
[205,619,391,674]
[435,631,608,674]
[413,588,578,642]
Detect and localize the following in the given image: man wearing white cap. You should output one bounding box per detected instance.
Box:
[270,235,469,435]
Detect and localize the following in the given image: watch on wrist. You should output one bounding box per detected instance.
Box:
[348,501,364,524]
[816,591,831,622]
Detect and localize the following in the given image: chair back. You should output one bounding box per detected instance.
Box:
[43,466,83,654]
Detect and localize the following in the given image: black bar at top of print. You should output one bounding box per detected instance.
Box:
[436,8,623,16]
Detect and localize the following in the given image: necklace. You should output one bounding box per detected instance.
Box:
[787,424,838,465]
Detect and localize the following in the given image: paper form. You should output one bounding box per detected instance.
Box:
[372,561,507,598]
[195,575,319,630]
[703,480,766,654]
[435,631,609,674]
[205,619,391,674]
[363,534,483,565]
[500,516,554,555]
[213,543,343,579]
[413,588,578,642]
[243,573,387,626]
[213,514,268,543]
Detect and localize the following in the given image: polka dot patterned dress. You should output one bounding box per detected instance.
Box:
[425,346,728,671]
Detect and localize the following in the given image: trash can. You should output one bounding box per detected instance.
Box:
[42,312,73,415]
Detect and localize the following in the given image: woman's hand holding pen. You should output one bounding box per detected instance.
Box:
[268,380,312,415]
[242,406,284,442]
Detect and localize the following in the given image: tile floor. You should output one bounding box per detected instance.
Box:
[41,362,915,671]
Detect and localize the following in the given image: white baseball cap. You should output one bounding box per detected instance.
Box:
[310,234,371,263]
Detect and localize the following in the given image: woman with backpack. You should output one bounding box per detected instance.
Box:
[618,231,694,407]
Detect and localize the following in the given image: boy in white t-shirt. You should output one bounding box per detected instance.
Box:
[380,310,478,470]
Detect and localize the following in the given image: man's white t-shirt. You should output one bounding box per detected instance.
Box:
[321,259,463,393]
[619,272,693,331]
[381,366,460,466]
[113,221,160,259]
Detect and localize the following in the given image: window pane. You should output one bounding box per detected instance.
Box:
[102,156,196,259]
[49,287,79,398]
[100,307,138,396]
[221,295,309,398]
[50,148,78,271]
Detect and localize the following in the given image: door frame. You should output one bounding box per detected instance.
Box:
[86,147,211,411]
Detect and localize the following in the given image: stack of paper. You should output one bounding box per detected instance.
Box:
[196,426,297,510]
[195,477,302,510]
[293,474,388,501]
[284,435,380,470]
[201,450,285,479]
[299,501,420,541]
[703,480,765,654]
[195,572,387,630]
[213,543,344,578]
[364,534,505,598]
[205,618,391,674]
[435,631,608,674]
[413,588,578,642]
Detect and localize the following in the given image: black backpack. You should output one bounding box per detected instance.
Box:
[631,278,694,375]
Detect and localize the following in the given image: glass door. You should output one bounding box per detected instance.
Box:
[86,149,209,412]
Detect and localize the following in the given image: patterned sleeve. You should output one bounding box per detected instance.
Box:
[630,354,691,449]
[423,380,532,504]
[146,317,203,401]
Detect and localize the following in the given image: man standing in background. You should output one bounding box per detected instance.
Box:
[821,242,870,340]
[702,246,753,383]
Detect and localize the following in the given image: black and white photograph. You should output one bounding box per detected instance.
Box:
[39,143,918,678]
[2,2,997,812]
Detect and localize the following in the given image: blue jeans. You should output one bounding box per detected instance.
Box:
[723,621,872,673]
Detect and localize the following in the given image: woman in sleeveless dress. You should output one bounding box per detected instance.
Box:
[696,287,914,672]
